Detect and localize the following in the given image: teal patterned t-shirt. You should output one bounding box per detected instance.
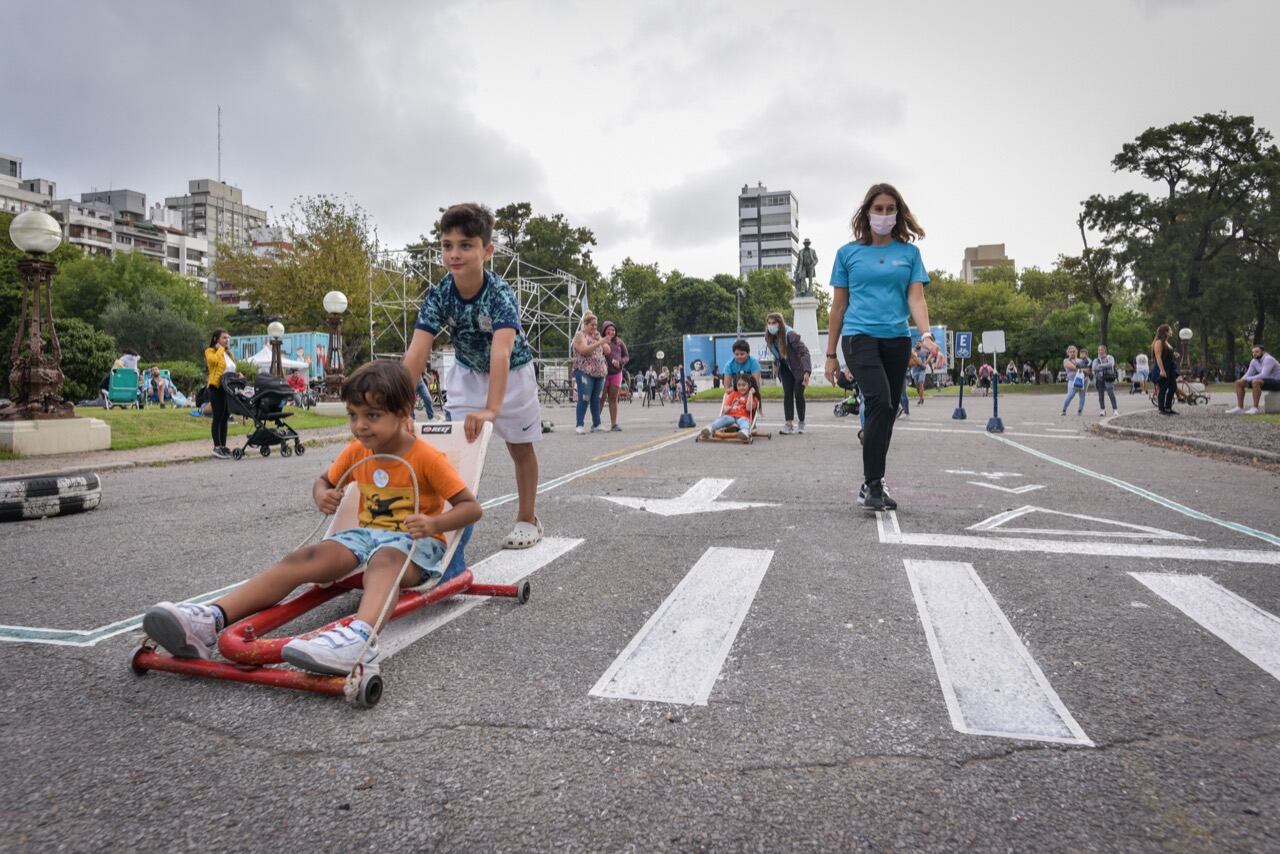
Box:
[415,270,534,372]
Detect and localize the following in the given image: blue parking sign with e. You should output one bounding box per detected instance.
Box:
[956,332,972,359]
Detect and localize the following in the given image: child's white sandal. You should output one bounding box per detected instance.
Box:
[503,517,543,550]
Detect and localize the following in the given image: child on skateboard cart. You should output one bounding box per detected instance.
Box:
[698,374,760,443]
[142,360,482,676]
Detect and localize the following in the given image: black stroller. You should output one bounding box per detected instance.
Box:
[222,373,305,460]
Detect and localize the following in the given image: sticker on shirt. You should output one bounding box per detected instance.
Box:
[477,313,493,333]
[373,468,390,488]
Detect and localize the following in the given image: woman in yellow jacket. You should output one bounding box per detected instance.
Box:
[205,328,233,459]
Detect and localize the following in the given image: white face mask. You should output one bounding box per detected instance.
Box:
[767,324,779,335]
[869,213,897,235]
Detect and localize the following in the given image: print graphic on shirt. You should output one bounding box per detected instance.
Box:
[360,485,415,530]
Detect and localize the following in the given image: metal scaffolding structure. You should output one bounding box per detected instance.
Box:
[368,244,586,376]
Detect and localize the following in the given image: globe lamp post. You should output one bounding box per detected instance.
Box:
[322,290,348,399]
[267,321,285,378]
[1178,327,1193,374]
[2,211,72,420]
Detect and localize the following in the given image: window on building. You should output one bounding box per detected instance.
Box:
[167,246,180,259]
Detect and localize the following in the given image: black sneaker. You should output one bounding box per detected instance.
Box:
[880,481,898,511]
[212,447,231,459]
[859,480,887,511]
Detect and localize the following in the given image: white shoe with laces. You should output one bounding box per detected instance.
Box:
[282,624,379,675]
[1244,406,1261,415]
[1225,406,1243,414]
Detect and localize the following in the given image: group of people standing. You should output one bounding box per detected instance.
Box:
[571,312,630,434]
[1059,344,1121,417]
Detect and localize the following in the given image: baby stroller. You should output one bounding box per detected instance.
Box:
[833,371,861,418]
[222,372,304,459]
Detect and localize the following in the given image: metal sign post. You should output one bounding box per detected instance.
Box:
[953,332,971,420]
[982,330,1006,433]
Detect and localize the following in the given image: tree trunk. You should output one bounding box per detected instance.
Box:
[1254,289,1267,345]
[1098,302,1111,347]
[1224,324,1237,379]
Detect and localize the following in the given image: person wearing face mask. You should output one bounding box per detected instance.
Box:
[763,311,812,434]
[824,183,937,512]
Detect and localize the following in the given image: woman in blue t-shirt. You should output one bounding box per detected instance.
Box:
[824,183,939,512]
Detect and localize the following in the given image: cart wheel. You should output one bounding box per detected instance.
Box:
[280,443,292,457]
[294,441,305,456]
[129,643,150,676]
[857,429,865,446]
[354,672,383,708]
[516,580,531,605]
[260,445,271,457]
[231,447,244,460]
[833,403,846,417]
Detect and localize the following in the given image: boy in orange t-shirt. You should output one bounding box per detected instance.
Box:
[143,360,482,676]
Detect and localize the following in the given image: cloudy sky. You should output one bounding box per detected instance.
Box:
[9,0,1279,282]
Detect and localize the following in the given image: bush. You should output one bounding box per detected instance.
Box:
[237,360,260,384]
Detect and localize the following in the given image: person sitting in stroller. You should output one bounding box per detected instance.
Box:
[699,374,759,443]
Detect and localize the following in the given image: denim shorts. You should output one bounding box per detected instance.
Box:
[325,527,447,582]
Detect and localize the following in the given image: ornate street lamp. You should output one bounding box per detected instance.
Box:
[267,321,285,378]
[2,211,72,420]
[1178,326,1193,373]
[322,290,348,398]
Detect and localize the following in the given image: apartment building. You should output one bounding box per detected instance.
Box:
[738,182,800,278]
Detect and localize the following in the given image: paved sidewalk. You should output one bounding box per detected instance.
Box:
[1096,403,1280,465]
[0,425,353,480]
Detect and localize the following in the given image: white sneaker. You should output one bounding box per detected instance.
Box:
[779,422,796,435]
[575,425,586,435]
[143,601,219,659]
[1244,406,1260,415]
[1099,409,1106,417]
[1225,406,1243,414]
[282,624,379,675]
[797,422,806,434]
[1113,409,1120,416]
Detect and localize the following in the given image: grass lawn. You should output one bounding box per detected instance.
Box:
[75,406,349,451]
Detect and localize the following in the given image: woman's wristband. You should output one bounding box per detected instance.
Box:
[826,353,837,359]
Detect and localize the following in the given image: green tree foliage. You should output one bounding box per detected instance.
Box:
[101,294,204,361]
[625,276,736,369]
[214,195,375,367]
[925,274,1039,339]
[1082,112,1280,371]
[52,250,220,332]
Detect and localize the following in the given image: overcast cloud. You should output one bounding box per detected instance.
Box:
[8,0,1276,281]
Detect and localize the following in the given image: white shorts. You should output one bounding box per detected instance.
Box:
[445,361,543,444]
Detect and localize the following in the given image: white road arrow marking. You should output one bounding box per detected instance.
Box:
[968,505,1199,540]
[602,478,778,516]
[945,470,1023,480]
[968,481,1045,494]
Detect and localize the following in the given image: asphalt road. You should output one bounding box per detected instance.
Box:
[2,390,1277,851]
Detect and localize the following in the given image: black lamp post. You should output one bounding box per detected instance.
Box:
[1,211,72,420]
[322,290,348,399]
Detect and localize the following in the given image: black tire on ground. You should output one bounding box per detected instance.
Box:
[0,473,102,522]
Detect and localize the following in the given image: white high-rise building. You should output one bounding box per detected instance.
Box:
[164,178,267,303]
[738,182,799,278]
[0,154,57,215]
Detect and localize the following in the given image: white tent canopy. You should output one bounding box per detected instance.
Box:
[247,345,309,372]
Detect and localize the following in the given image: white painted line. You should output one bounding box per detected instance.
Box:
[904,558,1092,746]
[379,537,582,659]
[988,434,1280,547]
[877,511,1279,565]
[1046,428,1076,433]
[968,482,1045,495]
[946,470,1023,480]
[1130,573,1280,682]
[589,546,774,706]
[602,477,779,516]
[968,506,1199,541]
[798,423,1085,439]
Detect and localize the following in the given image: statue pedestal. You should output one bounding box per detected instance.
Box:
[0,417,111,457]
[790,296,826,385]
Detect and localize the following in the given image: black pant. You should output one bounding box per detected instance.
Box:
[779,367,806,423]
[843,334,912,483]
[209,383,229,448]
[1157,375,1176,411]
